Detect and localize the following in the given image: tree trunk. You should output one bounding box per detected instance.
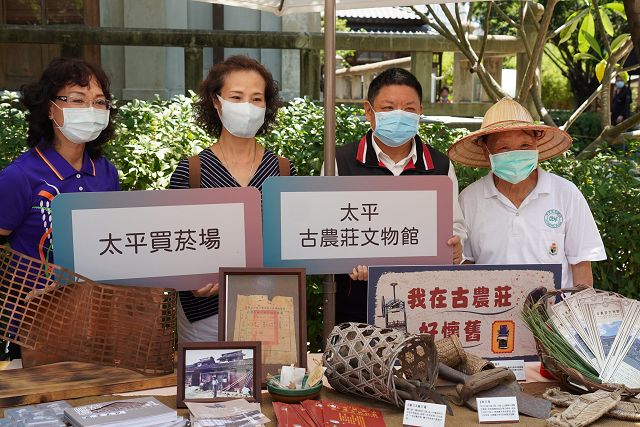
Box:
[577,110,640,159]
[624,0,640,62]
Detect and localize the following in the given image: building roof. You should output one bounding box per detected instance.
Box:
[337,5,466,35]
[337,7,420,21]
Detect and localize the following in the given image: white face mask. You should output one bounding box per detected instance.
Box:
[217,95,266,138]
[52,104,109,144]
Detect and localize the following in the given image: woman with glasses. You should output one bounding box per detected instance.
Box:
[0,58,120,264]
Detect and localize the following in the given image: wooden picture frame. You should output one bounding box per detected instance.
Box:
[218,267,307,385]
[177,341,261,408]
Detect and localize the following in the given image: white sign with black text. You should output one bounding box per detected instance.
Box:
[477,396,519,423]
[280,190,438,259]
[491,359,526,381]
[262,176,453,274]
[402,400,446,427]
[52,188,264,289]
[72,203,246,280]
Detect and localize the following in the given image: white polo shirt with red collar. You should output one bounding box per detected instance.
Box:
[459,168,606,288]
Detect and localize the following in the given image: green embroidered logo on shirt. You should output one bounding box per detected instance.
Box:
[544,209,563,228]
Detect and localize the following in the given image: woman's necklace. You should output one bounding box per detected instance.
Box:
[218,141,258,186]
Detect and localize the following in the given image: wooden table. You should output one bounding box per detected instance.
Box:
[2,383,634,427]
[1,359,635,426]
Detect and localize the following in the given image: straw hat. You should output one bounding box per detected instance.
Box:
[447,98,572,168]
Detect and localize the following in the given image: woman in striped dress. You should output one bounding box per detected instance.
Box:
[169,55,296,342]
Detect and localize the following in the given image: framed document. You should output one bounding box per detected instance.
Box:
[218,267,306,384]
[177,341,261,408]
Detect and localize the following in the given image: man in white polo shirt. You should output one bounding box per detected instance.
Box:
[448,98,606,288]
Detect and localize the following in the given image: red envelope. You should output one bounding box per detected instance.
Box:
[321,400,386,427]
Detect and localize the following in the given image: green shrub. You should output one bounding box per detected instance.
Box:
[1,94,638,352]
[541,46,574,110]
[543,145,640,299]
[417,122,486,188]
[0,91,27,170]
[259,97,370,177]
[106,93,213,190]
[550,110,603,154]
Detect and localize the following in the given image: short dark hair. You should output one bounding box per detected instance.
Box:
[196,55,281,137]
[440,86,450,94]
[20,57,115,159]
[367,68,422,105]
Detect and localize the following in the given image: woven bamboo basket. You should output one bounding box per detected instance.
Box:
[0,246,175,375]
[525,286,640,397]
[322,322,438,407]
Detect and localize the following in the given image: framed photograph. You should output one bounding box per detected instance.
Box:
[219,267,306,384]
[177,341,261,408]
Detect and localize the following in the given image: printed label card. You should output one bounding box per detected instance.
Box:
[402,400,446,427]
[491,360,526,381]
[477,396,519,424]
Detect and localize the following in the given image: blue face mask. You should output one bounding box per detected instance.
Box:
[371,108,420,148]
[489,150,539,184]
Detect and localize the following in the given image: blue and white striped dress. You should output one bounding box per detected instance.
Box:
[169,147,296,323]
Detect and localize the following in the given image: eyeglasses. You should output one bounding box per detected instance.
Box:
[53,95,111,110]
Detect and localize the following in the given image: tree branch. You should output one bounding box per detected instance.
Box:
[591,0,611,55]
[425,5,461,44]
[565,40,633,152]
[556,43,581,78]
[476,66,504,102]
[450,11,505,101]
[620,63,640,74]
[517,0,560,104]
[455,2,467,42]
[492,2,518,29]
[410,6,456,43]
[433,5,479,70]
[519,1,533,59]
[577,112,640,159]
[531,74,557,126]
[546,9,588,41]
[478,2,492,65]
[418,4,508,102]
[440,3,466,44]
[544,45,569,76]
[600,40,633,128]
[561,83,603,131]
[528,2,542,32]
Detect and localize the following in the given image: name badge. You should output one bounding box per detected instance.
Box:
[402,400,446,427]
[477,396,519,423]
[491,359,526,381]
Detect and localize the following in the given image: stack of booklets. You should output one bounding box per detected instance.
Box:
[186,399,270,427]
[273,400,386,427]
[63,397,186,427]
[549,287,640,388]
[2,400,71,426]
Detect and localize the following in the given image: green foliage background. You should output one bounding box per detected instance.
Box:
[1,91,638,351]
[541,45,575,111]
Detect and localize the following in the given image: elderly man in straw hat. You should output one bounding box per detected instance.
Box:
[448,98,606,288]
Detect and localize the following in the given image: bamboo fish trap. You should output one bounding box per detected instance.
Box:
[0,246,175,375]
[323,322,439,407]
